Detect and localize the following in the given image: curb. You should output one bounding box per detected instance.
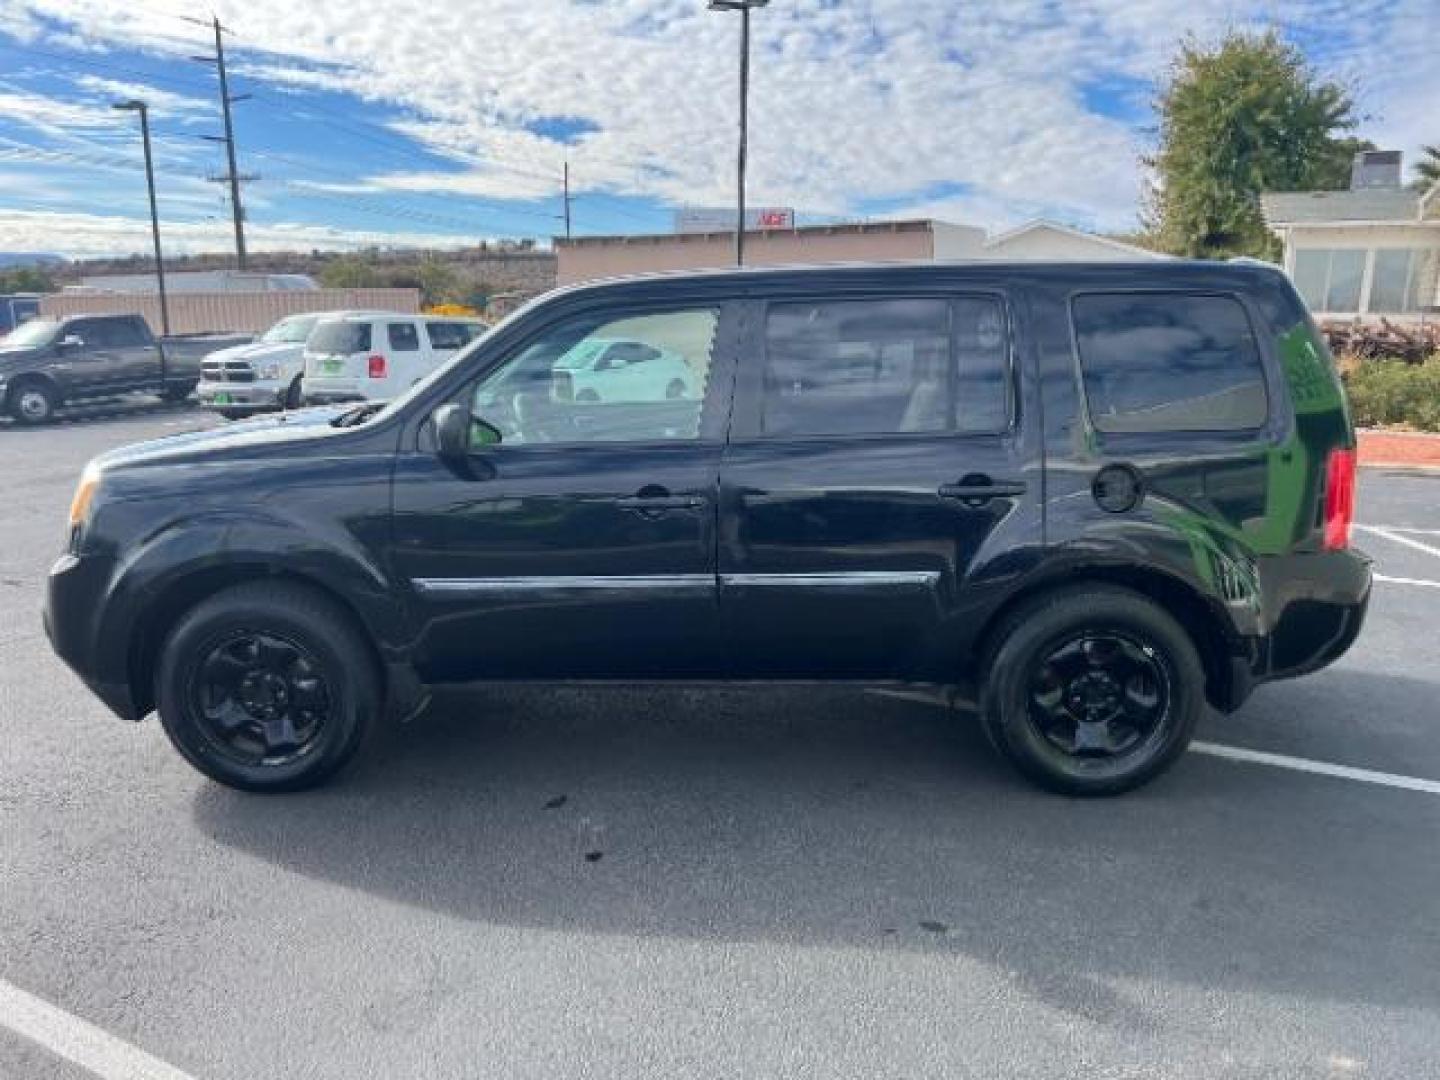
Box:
[1356,429,1440,471]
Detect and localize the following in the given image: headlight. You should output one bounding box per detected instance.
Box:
[69,461,102,529]
[257,362,283,380]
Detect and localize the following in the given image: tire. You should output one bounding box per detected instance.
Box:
[664,379,686,399]
[7,379,58,424]
[216,408,249,421]
[162,382,195,403]
[155,581,381,793]
[575,389,600,402]
[283,376,305,410]
[979,585,1203,796]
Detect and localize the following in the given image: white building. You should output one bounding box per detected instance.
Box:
[1261,151,1440,320]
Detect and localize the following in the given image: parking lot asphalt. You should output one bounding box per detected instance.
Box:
[2,402,1437,1079]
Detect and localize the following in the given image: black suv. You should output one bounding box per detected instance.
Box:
[44,262,1370,795]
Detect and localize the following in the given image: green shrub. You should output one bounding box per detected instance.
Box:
[1342,357,1440,431]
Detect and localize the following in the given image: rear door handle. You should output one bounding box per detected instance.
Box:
[938,479,1026,503]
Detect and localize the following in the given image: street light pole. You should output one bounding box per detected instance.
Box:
[113,100,170,336]
[709,0,768,267]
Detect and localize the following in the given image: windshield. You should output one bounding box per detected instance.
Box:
[2,319,60,347]
[260,315,319,344]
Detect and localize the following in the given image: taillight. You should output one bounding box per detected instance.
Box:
[1323,448,1356,550]
[367,354,387,379]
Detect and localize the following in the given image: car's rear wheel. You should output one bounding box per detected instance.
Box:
[284,376,303,410]
[162,382,195,403]
[8,379,57,424]
[215,408,249,421]
[575,389,600,402]
[665,378,686,399]
[980,585,1202,796]
[155,582,380,792]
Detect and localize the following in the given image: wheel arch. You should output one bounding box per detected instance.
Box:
[126,563,390,719]
[971,563,1247,713]
[7,371,62,406]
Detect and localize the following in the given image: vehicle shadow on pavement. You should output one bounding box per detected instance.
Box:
[0,398,202,432]
[191,684,1440,1023]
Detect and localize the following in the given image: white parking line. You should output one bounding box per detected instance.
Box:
[1192,742,1440,795]
[0,979,197,1080]
[1355,525,1440,560]
[1358,525,1440,537]
[1374,573,1440,589]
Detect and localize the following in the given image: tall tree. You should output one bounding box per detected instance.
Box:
[1148,31,1360,259]
[1413,145,1440,192]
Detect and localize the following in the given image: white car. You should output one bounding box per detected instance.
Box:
[302,313,488,405]
[196,312,389,419]
[555,338,700,402]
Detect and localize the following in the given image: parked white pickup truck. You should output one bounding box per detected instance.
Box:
[198,312,402,419]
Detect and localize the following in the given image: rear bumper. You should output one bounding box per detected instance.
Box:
[1225,548,1372,708]
[43,552,141,722]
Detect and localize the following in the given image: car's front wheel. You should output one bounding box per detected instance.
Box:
[8,379,58,424]
[155,582,380,792]
[981,585,1203,796]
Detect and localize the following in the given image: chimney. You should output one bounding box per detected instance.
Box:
[1351,150,1403,190]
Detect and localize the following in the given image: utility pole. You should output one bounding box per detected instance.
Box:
[562,159,572,240]
[708,0,768,267]
[112,100,170,335]
[189,14,250,269]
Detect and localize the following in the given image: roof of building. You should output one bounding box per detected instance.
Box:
[557,218,938,247]
[1260,187,1437,226]
[982,220,1170,258]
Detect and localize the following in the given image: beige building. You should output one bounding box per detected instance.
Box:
[1262,152,1440,321]
[555,218,1162,286]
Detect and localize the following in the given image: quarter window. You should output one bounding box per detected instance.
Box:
[426,322,472,350]
[468,308,718,445]
[388,323,420,352]
[1072,292,1269,433]
[760,297,1009,436]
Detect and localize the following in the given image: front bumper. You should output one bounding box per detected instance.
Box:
[196,380,285,412]
[43,551,141,722]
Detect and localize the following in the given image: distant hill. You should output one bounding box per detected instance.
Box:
[0,253,66,269]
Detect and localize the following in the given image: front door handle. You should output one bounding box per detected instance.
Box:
[616,489,705,517]
[938,477,1027,504]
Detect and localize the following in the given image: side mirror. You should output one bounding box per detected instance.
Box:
[432,402,471,460]
[60,334,83,351]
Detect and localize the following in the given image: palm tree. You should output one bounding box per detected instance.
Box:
[1414,144,1440,191]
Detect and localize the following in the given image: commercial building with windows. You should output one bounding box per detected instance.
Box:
[1262,151,1440,320]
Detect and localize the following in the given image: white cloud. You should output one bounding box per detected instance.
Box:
[70,74,213,121]
[0,207,492,257]
[3,0,1437,250]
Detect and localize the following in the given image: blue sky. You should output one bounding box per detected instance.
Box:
[0,0,1434,257]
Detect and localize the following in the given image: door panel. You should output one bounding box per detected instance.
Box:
[390,303,739,682]
[719,291,1040,679]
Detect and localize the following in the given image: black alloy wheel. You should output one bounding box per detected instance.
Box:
[1027,632,1172,759]
[188,630,331,767]
[981,585,1202,796]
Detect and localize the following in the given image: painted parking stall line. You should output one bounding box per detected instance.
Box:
[1374,573,1440,590]
[0,979,198,1080]
[1192,742,1440,796]
[1355,525,1440,560]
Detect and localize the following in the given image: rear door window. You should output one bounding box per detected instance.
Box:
[1071,293,1269,433]
[760,296,1010,436]
[388,323,420,352]
[310,322,372,354]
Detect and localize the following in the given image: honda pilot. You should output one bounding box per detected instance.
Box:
[44,262,1370,796]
